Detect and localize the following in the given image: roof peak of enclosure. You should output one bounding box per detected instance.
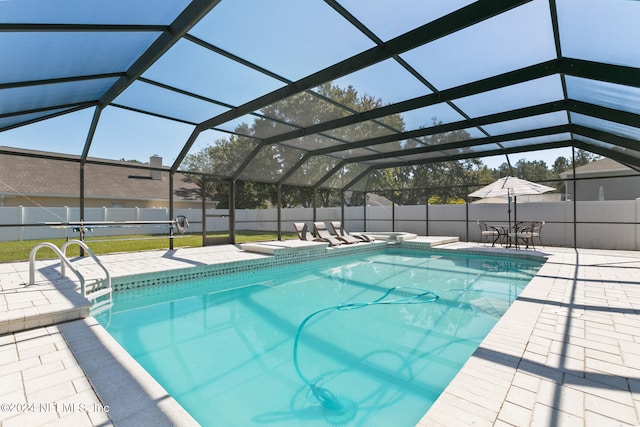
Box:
[0,0,638,190]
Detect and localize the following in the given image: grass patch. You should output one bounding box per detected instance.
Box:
[0,231,297,263]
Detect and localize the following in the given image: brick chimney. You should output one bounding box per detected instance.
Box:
[150,155,163,180]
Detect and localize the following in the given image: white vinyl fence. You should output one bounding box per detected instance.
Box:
[1,200,639,250]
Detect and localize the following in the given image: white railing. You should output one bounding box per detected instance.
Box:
[29,240,112,306]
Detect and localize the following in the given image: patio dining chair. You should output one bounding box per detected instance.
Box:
[531,220,545,248]
[508,221,544,250]
[477,221,500,246]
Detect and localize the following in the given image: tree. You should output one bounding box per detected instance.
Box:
[182,82,407,207]
[374,126,483,204]
[181,135,270,209]
[552,156,570,176]
[574,149,601,167]
[184,84,602,207]
[513,159,553,182]
[493,159,551,182]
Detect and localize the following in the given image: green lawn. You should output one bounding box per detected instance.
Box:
[0,231,297,263]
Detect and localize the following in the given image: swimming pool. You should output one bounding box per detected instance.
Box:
[95,248,542,426]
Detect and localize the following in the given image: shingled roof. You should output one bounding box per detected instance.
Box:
[0,149,200,201]
[560,158,635,179]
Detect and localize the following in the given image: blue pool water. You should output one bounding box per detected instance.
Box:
[95,249,542,426]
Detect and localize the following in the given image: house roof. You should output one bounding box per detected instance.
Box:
[560,157,636,178]
[0,148,200,201]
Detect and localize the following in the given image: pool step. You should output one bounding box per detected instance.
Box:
[86,286,112,301]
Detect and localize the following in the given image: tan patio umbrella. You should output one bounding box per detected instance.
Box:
[468,176,555,231]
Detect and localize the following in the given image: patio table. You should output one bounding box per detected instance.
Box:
[489,225,509,247]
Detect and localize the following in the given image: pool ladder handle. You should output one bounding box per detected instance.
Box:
[28,240,112,306]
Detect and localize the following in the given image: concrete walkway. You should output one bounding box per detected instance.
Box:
[1,241,639,426]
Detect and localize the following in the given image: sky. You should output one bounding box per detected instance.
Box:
[0,0,630,171]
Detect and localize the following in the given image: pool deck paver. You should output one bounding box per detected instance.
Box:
[0,324,112,427]
[417,243,640,427]
[1,240,640,426]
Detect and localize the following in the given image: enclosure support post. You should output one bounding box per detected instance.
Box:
[363,192,367,232]
[79,164,84,230]
[341,191,345,228]
[169,172,174,250]
[425,189,429,236]
[465,198,470,242]
[229,179,236,244]
[392,195,395,232]
[79,164,85,256]
[201,177,207,247]
[572,147,577,249]
[277,184,282,241]
[313,188,317,223]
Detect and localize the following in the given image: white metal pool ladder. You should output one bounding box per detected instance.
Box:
[29,240,112,309]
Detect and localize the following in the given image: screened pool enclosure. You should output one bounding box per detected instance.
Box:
[1,0,639,249]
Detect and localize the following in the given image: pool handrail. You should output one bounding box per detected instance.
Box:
[29,240,112,303]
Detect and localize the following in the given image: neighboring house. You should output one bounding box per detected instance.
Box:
[560,158,640,201]
[0,150,212,209]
